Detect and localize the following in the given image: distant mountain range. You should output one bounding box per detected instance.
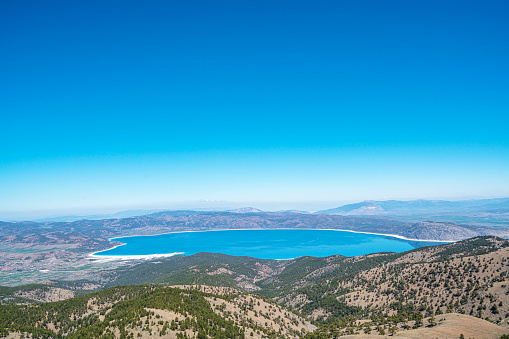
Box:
[32,209,168,222]
[10,198,509,227]
[31,207,261,222]
[228,207,264,213]
[317,198,509,217]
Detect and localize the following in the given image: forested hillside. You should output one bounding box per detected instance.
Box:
[2,236,509,338]
[0,285,313,339]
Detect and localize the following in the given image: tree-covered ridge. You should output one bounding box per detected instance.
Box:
[104,252,286,289]
[338,245,509,318]
[292,238,509,337]
[0,285,313,339]
[1,285,154,337]
[97,235,506,318]
[103,237,506,295]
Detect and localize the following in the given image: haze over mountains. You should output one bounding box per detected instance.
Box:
[11,198,509,229]
[316,198,509,228]
[317,198,509,216]
[15,207,264,223]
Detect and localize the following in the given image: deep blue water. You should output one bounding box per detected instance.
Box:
[95,229,445,259]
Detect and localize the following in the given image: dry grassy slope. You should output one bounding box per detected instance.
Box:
[342,313,508,339]
[139,285,313,339]
[18,306,202,339]
[14,286,75,302]
[207,294,315,338]
[173,285,316,338]
[339,246,509,321]
[0,284,77,304]
[264,237,509,338]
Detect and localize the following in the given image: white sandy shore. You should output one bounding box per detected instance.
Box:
[88,228,452,261]
[88,250,184,261]
[325,229,453,243]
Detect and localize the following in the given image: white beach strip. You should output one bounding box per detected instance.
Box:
[88,241,184,260]
[322,229,453,243]
[88,252,184,261]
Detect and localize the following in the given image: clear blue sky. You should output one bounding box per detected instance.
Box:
[1,1,508,217]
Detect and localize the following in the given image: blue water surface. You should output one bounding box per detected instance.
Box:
[95,229,445,259]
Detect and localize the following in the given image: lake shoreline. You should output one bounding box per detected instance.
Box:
[88,228,452,260]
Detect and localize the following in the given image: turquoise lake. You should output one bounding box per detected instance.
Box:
[95,229,445,259]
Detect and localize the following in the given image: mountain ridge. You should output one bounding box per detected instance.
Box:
[317,198,509,216]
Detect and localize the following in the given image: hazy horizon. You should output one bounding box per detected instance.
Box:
[2,196,509,222]
[2,1,508,216]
